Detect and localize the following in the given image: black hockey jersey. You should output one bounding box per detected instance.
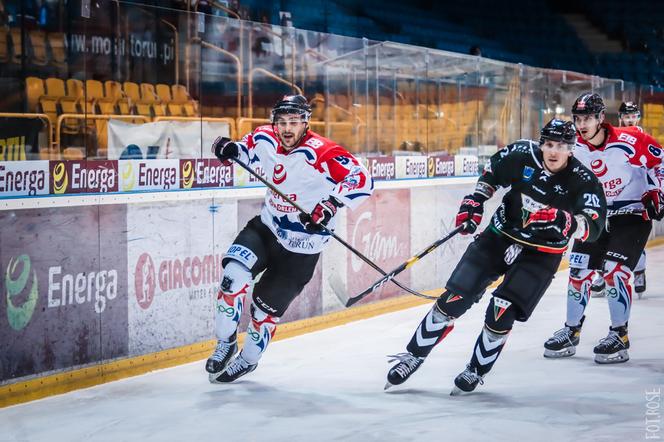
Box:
[479,140,606,253]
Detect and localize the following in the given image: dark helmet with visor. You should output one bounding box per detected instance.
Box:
[271,95,312,124]
[571,93,606,116]
[540,118,576,147]
[619,101,640,116]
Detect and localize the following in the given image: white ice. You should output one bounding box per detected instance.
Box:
[3,246,664,442]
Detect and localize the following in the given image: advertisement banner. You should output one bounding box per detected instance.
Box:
[107,120,231,160]
[0,161,50,197]
[395,156,427,179]
[49,160,119,194]
[454,154,479,176]
[180,159,233,189]
[346,189,411,302]
[366,156,396,181]
[0,117,44,160]
[118,159,180,192]
[0,205,128,382]
[128,199,227,354]
[428,154,455,177]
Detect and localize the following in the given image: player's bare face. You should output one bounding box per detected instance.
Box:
[620,113,640,127]
[573,114,602,142]
[541,140,572,173]
[275,115,307,149]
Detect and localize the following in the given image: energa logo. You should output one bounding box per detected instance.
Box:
[4,254,38,331]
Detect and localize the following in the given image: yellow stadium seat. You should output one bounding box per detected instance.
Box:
[48,33,67,70]
[10,28,23,64]
[167,103,183,116]
[0,29,9,63]
[29,30,48,66]
[156,84,173,103]
[26,77,45,113]
[140,83,160,104]
[105,81,132,114]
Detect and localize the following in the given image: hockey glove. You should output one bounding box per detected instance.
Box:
[212,136,239,165]
[527,207,576,238]
[455,193,486,234]
[299,197,344,233]
[641,189,664,221]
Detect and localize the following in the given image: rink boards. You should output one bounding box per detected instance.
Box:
[1,177,663,406]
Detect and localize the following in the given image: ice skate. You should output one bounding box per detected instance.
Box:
[590,276,606,298]
[594,325,630,364]
[450,364,484,396]
[211,354,257,383]
[634,270,646,299]
[206,336,238,380]
[385,352,424,390]
[543,317,584,358]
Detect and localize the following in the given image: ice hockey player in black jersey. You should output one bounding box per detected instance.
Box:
[385,119,606,395]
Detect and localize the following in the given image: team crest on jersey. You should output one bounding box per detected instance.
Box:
[493,297,512,322]
[590,159,608,177]
[522,166,534,182]
[273,164,287,184]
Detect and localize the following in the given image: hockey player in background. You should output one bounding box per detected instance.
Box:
[590,101,647,298]
[206,95,373,383]
[385,119,605,394]
[544,93,664,364]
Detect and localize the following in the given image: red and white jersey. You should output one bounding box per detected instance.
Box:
[573,124,663,216]
[237,125,373,254]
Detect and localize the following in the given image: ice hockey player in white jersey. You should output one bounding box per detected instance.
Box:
[544,93,664,364]
[205,95,373,383]
[591,101,648,298]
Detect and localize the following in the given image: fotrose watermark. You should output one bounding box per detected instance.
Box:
[646,387,661,439]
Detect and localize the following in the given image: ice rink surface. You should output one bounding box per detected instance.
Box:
[3,246,664,442]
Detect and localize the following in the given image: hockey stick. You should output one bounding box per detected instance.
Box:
[343,225,464,307]
[223,155,429,300]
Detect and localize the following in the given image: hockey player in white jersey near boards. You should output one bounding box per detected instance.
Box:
[544,93,664,364]
[591,101,648,298]
[205,95,373,382]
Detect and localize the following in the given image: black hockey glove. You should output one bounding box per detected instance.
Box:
[299,197,344,233]
[641,189,664,221]
[212,136,239,164]
[455,193,486,234]
[527,207,577,238]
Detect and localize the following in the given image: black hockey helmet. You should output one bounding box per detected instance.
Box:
[540,118,576,146]
[571,92,606,116]
[619,101,640,116]
[271,95,312,123]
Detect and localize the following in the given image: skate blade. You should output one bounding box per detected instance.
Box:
[450,386,472,396]
[594,350,629,364]
[384,382,394,391]
[590,292,605,298]
[543,347,576,358]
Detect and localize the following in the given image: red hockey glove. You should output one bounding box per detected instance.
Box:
[212,136,239,165]
[299,197,344,233]
[641,189,664,221]
[527,207,577,237]
[455,194,486,234]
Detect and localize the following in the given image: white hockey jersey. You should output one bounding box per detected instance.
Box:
[236,125,373,254]
[573,124,663,216]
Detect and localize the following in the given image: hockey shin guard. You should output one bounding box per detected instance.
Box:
[469,297,515,376]
[241,303,279,365]
[404,291,471,358]
[215,260,252,341]
[566,268,594,327]
[604,261,632,328]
